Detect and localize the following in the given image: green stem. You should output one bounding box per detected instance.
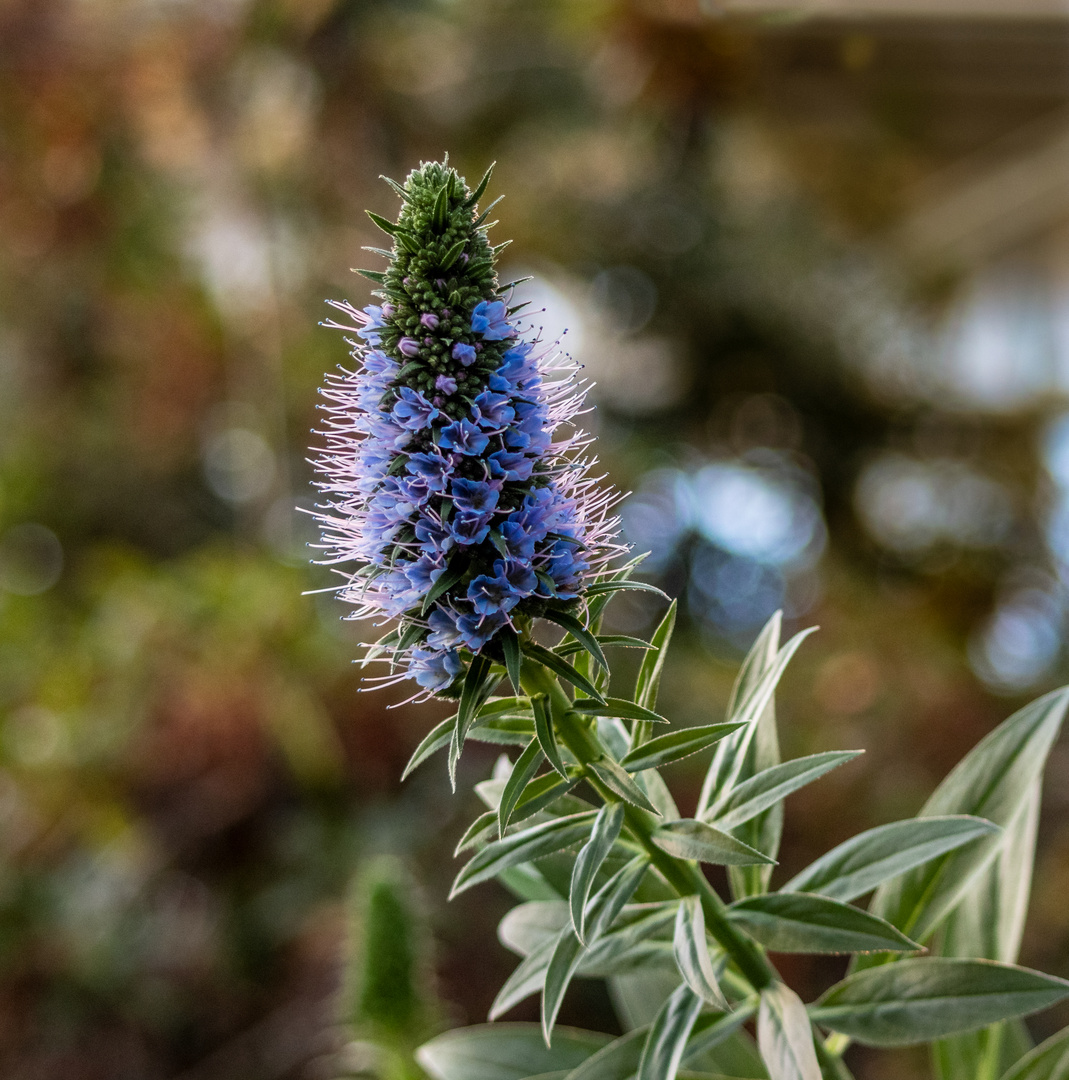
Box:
[519,658,776,993]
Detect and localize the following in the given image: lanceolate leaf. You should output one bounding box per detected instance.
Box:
[572,698,669,725]
[403,712,534,779]
[523,642,606,703]
[490,935,556,1019]
[637,984,704,1080]
[563,1028,648,1080]
[652,818,776,866]
[865,687,1069,948]
[585,579,671,601]
[1000,1027,1069,1080]
[508,770,583,826]
[543,608,608,671]
[635,599,677,712]
[451,654,493,787]
[810,958,1069,1047]
[726,893,920,955]
[499,740,544,835]
[711,751,864,832]
[451,812,597,897]
[543,928,587,1046]
[501,629,523,693]
[416,1023,610,1080]
[585,856,651,944]
[534,693,568,778]
[456,810,498,855]
[588,757,660,813]
[758,981,821,1080]
[673,895,728,1008]
[781,816,999,903]
[571,803,625,943]
[620,723,745,773]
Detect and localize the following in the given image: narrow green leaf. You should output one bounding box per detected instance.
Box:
[451,812,597,897]
[352,267,386,284]
[439,237,468,270]
[403,711,533,779]
[582,904,677,978]
[781,816,999,903]
[637,984,704,1080]
[366,210,397,235]
[456,809,498,855]
[423,557,468,614]
[758,981,821,1080]
[712,751,863,831]
[811,958,1069,1047]
[635,599,677,711]
[585,579,671,600]
[361,245,394,259]
[683,1003,759,1066]
[500,629,523,693]
[1000,1026,1069,1080]
[727,894,921,955]
[379,174,413,203]
[652,819,776,866]
[866,687,1069,948]
[464,161,496,208]
[403,715,455,780]
[588,758,659,814]
[509,770,583,826]
[432,184,449,230]
[543,928,587,1046]
[620,723,745,773]
[499,739,544,836]
[475,195,505,227]
[450,654,492,788]
[673,895,728,1008]
[585,856,651,944]
[523,642,606,703]
[534,693,568,778]
[544,609,607,670]
[416,1023,610,1080]
[571,803,625,943]
[563,1028,647,1080]
[572,698,668,724]
[490,935,556,1020]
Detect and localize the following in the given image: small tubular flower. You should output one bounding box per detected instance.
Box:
[313,159,625,698]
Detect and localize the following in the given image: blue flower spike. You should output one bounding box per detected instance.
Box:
[313,160,625,700]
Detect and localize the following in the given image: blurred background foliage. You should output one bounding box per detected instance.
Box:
[4,0,1069,1075]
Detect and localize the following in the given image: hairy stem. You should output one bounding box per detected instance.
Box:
[519,658,776,993]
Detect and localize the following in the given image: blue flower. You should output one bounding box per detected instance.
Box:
[439,419,490,456]
[435,374,458,394]
[411,647,463,690]
[451,477,501,515]
[488,449,534,482]
[473,391,515,430]
[471,300,516,341]
[392,387,439,431]
[450,512,492,547]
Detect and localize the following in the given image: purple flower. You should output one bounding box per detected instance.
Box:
[456,611,509,651]
[471,300,516,341]
[414,514,454,554]
[411,647,463,690]
[404,553,446,592]
[439,419,489,456]
[452,342,477,367]
[489,449,534,482]
[450,512,492,547]
[435,374,458,395]
[426,607,464,650]
[406,452,451,493]
[420,312,440,330]
[398,337,421,357]
[357,304,386,341]
[392,386,439,431]
[451,477,501,515]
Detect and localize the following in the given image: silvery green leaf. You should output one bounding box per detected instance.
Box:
[933,788,1041,1080]
[416,1023,610,1080]
[1000,1026,1069,1080]
[620,723,745,773]
[585,856,651,944]
[588,758,660,813]
[758,982,821,1080]
[523,643,606,703]
[543,608,608,671]
[456,810,498,855]
[635,599,678,711]
[510,771,584,827]
[673,895,728,1008]
[573,698,669,725]
[543,928,587,1045]
[571,803,625,943]
[501,629,523,693]
[726,894,920,955]
[402,711,534,779]
[498,865,565,903]
[781,816,999,903]
[563,1028,647,1080]
[865,687,1069,949]
[682,1002,758,1066]
[534,693,568,778]
[711,752,864,832]
[637,984,704,1080]
[582,904,678,977]
[451,812,597,897]
[810,958,1069,1047]
[499,740,544,835]
[652,819,776,866]
[490,935,556,1019]
[451,654,494,787]
[499,900,570,957]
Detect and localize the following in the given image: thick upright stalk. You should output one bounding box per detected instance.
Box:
[519,659,776,992]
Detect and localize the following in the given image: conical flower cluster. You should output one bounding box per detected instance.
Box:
[313,160,624,696]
